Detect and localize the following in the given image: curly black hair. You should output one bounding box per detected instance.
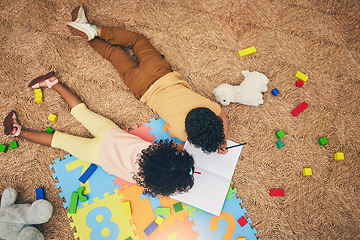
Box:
[185,107,225,153]
[133,140,195,197]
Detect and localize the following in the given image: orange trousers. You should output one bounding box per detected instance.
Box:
[89,27,172,99]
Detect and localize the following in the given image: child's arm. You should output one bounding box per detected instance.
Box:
[217,108,229,154]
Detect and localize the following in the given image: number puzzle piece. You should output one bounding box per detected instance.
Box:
[69,189,137,240]
[50,154,116,209]
[144,216,199,240]
[189,190,260,240]
[119,184,156,238]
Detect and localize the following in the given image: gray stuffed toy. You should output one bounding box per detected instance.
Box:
[0,187,53,240]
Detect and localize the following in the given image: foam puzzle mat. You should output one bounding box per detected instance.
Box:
[50,116,260,240]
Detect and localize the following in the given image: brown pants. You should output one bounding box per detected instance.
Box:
[88,27,172,99]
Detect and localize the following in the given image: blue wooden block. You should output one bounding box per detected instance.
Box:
[271,88,280,96]
[79,164,97,183]
[36,187,45,200]
[144,221,158,236]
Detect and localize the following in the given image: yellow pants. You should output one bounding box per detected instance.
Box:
[51,103,120,163]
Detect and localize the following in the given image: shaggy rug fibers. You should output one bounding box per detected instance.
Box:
[1,0,359,239]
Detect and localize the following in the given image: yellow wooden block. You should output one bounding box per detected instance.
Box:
[123,201,132,216]
[34,97,43,103]
[34,88,43,97]
[238,46,257,57]
[334,152,344,161]
[295,71,309,82]
[303,168,312,176]
[155,216,165,226]
[48,114,58,123]
[235,237,246,240]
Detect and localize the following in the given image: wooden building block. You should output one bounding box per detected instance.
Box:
[275,130,285,139]
[45,127,54,133]
[295,71,309,82]
[270,189,284,196]
[0,144,8,153]
[77,187,88,202]
[68,192,79,214]
[156,207,171,215]
[276,140,284,149]
[334,152,344,161]
[173,202,183,212]
[36,187,45,200]
[291,101,308,116]
[318,137,328,146]
[123,201,132,216]
[9,140,18,149]
[79,164,97,183]
[48,114,58,123]
[237,216,248,227]
[303,168,312,176]
[271,88,280,96]
[144,221,158,236]
[155,216,165,226]
[238,46,257,57]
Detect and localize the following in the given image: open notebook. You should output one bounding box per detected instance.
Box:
[171,140,244,216]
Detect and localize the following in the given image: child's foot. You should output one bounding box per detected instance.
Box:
[67,22,98,41]
[28,71,59,89]
[3,110,22,136]
[71,5,88,23]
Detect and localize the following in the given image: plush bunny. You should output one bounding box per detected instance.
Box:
[0,187,53,240]
[213,70,269,106]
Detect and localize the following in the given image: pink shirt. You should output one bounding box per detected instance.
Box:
[98,128,152,183]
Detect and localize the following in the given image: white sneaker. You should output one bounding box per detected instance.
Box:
[71,5,88,23]
[67,22,97,41]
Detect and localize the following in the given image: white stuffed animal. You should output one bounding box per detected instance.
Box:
[0,187,53,240]
[213,70,269,106]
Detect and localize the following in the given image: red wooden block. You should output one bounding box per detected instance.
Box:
[295,80,304,87]
[291,101,308,117]
[237,216,248,227]
[270,189,284,196]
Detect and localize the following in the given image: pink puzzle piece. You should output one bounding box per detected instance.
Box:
[126,121,156,142]
[113,176,134,190]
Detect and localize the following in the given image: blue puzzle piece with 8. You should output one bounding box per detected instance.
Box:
[146,117,184,145]
[50,154,116,209]
[189,192,260,240]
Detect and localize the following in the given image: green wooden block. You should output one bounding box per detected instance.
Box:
[68,192,79,214]
[45,127,54,133]
[275,130,285,139]
[77,187,88,202]
[9,140,18,149]
[276,140,284,149]
[125,237,132,240]
[0,144,8,153]
[318,137,328,146]
[156,207,171,215]
[173,202,183,212]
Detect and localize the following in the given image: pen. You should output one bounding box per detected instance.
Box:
[225,143,247,150]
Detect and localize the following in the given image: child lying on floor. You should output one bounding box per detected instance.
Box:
[3,71,195,197]
[66,5,229,154]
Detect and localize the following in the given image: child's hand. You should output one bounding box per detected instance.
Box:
[217,144,228,154]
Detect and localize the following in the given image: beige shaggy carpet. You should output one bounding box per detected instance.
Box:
[1,0,359,239]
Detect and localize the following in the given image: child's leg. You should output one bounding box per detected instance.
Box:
[31,74,119,137]
[89,27,172,99]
